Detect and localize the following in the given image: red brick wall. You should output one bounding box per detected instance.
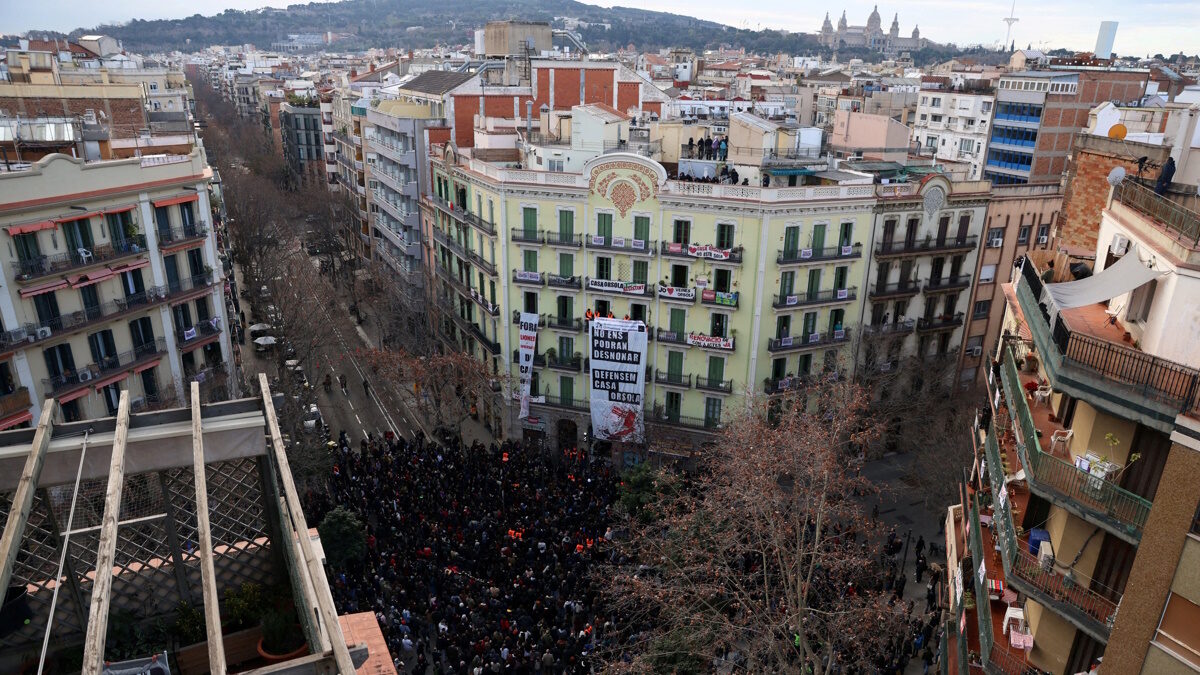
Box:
[483,95,517,118]
[0,95,145,138]
[452,95,479,147]
[534,68,551,111]
[553,68,581,110]
[616,82,639,115]
[643,101,662,116]
[1059,139,1170,253]
[583,69,613,106]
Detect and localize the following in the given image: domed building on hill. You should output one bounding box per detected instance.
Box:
[818,6,926,54]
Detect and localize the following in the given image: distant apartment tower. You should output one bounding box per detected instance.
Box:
[985,68,1148,185]
[279,100,325,185]
[911,83,996,181]
[1094,21,1118,60]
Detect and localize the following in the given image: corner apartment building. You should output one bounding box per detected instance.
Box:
[985,68,1149,185]
[959,183,1061,386]
[911,83,995,181]
[0,148,230,428]
[945,180,1200,674]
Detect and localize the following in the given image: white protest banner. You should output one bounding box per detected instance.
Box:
[590,317,647,443]
[517,312,539,419]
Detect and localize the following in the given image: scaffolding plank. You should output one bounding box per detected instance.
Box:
[192,382,228,674]
[82,392,131,675]
[258,374,356,674]
[0,401,55,601]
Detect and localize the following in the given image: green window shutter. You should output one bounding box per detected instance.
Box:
[524,250,537,272]
[811,223,826,252]
[560,253,574,278]
[667,351,684,376]
[784,226,800,255]
[716,223,734,249]
[807,269,821,296]
[597,213,612,240]
[560,376,574,403]
[707,356,724,382]
[669,308,686,333]
[634,216,650,241]
[632,260,648,285]
[780,271,795,297]
[523,207,537,236]
[560,210,574,238]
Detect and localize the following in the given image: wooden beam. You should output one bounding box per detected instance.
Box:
[0,400,55,601]
[258,374,356,674]
[82,391,131,675]
[191,382,227,674]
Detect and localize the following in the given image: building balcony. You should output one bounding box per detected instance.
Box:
[545,353,583,372]
[873,235,978,258]
[646,407,722,432]
[533,393,590,411]
[587,235,657,255]
[157,222,209,248]
[1112,179,1200,247]
[0,284,180,356]
[15,235,149,284]
[772,287,856,309]
[655,328,689,346]
[546,315,583,332]
[763,375,810,395]
[917,312,965,332]
[661,242,743,263]
[512,270,545,286]
[868,280,922,299]
[511,311,545,327]
[982,417,1121,643]
[545,231,582,247]
[512,350,546,368]
[470,324,501,354]
[43,337,167,398]
[767,328,851,353]
[700,290,740,309]
[924,274,972,294]
[175,318,223,352]
[777,243,862,265]
[512,229,544,245]
[696,377,733,394]
[656,285,696,303]
[1013,261,1200,429]
[654,370,692,388]
[465,249,498,277]
[547,274,581,290]
[467,287,500,317]
[996,341,1153,543]
[862,319,916,336]
[0,387,32,426]
[602,139,661,157]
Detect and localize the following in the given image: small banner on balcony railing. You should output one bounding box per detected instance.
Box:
[517,312,539,420]
[590,318,647,443]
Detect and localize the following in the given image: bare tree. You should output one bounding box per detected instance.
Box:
[360,347,507,436]
[601,382,909,673]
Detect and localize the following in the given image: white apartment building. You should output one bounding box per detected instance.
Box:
[911,86,995,180]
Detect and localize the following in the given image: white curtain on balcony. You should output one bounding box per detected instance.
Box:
[1044,247,1164,309]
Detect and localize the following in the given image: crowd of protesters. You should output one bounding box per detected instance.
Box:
[305,431,618,673]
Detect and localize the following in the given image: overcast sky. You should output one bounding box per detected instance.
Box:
[4,0,1196,57]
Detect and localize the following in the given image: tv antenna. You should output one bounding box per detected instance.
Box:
[1003,0,1019,48]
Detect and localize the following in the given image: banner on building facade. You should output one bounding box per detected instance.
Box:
[589,317,647,443]
[517,312,539,419]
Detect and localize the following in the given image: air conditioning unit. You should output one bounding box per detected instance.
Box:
[35,326,52,340]
[988,238,1004,248]
[1037,235,1049,245]
[77,370,94,382]
[1110,233,1130,256]
[968,346,983,357]
[1037,540,1055,569]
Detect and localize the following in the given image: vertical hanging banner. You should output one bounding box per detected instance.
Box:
[517,312,539,419]
[589,317,647,443]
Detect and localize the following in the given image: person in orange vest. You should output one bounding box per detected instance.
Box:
[623,314,630,320]
[607,311,615,318]
[584,308,594,322]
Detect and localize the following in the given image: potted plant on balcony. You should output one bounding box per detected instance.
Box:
[545,346,558,363]
[256,609,307,664]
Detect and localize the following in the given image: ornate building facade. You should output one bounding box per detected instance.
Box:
[819,6,926,54]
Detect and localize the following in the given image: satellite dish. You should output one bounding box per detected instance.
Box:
[1107,166,1126,186]
[1108,123,1127,140]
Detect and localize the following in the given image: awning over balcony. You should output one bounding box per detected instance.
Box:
[54,211,100,223]
[152,194,199,208]
[68,269,115,288]
[104,205,137,215]
[18,279,69,298]
[0,410,32,431]
[4,220,57,235]
[108,260,151,275]
[92,371,130,392]
[1045,249,1164,309]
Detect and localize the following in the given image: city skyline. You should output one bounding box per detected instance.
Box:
[3,0,1198,58]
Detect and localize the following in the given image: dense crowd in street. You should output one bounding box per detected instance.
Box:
[304,431,618,673]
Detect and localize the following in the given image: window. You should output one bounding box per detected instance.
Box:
[714,268,732,293]
[524,291,538,314]
[630,303,647,322]
[597,212,613,241]
[596,256,612,280]
[522,207,537,237]
[559,210,574,238]
[972,300,991,319]
[1017,225,1031,245]
[634,216,650,242]
[960,139,974,153]
[704,397,722,428]
[1155,593,1200,669]
[930,98,941,107]
[559,253,574,278]
[926,136,939,149]
[710,313,728,338]
[919,114,927,122]
[523,250,537,272]
[987,228,1005,245]
[981,101,992,112]
[672,219,690,244]
[979,264,997,284]
[966,335,984,351]
[1128,279,1157,322]
[548,159,564,172]
[632,260,648,285]
[1037,223,1050,241]
[930,114,943,123]
[716,222,735,250]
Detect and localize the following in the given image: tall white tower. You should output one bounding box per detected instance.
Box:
[1094,21,1118,59]
[1003,0,1019,49]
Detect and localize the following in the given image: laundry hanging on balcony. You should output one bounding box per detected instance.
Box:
[1043,246,1164,309]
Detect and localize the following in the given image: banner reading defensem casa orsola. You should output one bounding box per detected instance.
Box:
[589,317,647,443]
[517,312,539,419]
